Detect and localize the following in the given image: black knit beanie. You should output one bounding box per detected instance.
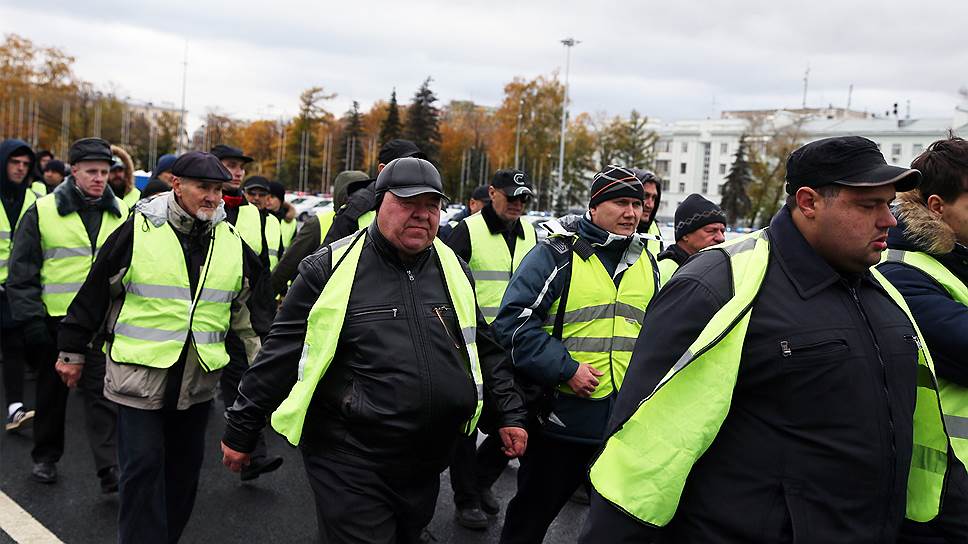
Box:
[675,194,727,240]
[589,165,644,208]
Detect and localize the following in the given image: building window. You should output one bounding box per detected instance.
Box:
[661,179,670,192]
[702,181,709,193]
[681,142,689,153]
[658,140,671,153]
[655,160,670,177]
[720,142,728,154]
[718,184,724,195]
[891,143,902,156]
[913,143,924,155]
[678,182,685,193]
[680,162,687,175]
[719,163,727,175]
[701,142,711,184]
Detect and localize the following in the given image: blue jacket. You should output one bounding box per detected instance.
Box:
[879,195,968,387]
[492,214,645,443]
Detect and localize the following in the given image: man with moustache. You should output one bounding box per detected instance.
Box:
[55,151,273,543]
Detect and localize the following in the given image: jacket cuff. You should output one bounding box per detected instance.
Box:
[58,352,85,366]
[559,358,581,383]
[221,419,260,454]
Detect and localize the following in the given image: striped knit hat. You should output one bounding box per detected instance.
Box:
[589,165,644,208]
[674,194,727,241]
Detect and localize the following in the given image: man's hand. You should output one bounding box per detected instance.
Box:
[499,426,528,458]
[55,359,82,388]
[567,363,604,398]
[221,441,251,473]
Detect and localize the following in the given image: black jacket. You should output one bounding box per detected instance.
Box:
[0,139,35,328]
[655,242,690,267]
[438,205,472,240]
[270,213,323,296]
[584,206,968,543]
[321,182,376,246]
[7,178,124,323]
[444,203,525,263]
[223,223,526,473]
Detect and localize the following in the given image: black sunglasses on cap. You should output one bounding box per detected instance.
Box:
[506,194,532,204]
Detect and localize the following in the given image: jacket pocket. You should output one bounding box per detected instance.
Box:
[347,305,399,324]
[104,360,151,399]
[779,336,849,370]
[428,304,462,351]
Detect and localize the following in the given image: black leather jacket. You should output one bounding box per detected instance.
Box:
[224,222,526,473]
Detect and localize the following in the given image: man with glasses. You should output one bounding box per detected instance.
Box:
[443,169,537,528]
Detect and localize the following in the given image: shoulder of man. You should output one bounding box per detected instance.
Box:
[671,246,734,302]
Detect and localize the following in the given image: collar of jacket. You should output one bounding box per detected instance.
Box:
[366,221,433,270]
[222,188,246,209]
[53,177,123,218]
[657,242,691,266]
[481,203,526,239]
[769,205,859,299]
[135,190,225,234]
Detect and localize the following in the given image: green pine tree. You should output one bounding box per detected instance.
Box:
[720,135,753,225]
[404,77,441,162]
[340,101,365,172]
[379,89,402,146]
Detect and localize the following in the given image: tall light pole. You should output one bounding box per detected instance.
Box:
[556,37,579,211]
[514,96,524,170]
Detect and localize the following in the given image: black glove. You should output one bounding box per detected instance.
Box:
[22,319,52,348]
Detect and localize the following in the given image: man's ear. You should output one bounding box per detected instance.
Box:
[926,194,945,218]
[795,187,820,219]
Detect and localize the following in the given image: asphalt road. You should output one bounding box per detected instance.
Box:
[0,373,586,543]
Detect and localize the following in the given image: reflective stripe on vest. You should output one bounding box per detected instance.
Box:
[542,238,656,398]
[0,188,36,282]
[657,257,679,285]
[37,194,125,316]
[879,249,968,464]
[589,230,950,526]
[646,221,664,256]
[110,215,243,371]
[466,213,537,322]
[270,232,484,445]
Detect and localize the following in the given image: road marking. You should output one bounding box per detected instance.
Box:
[0,490,63,543]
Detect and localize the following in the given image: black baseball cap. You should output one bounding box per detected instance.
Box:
[470,185,490,202]
[491,169,534,197]
[243,176,270,192]
[378,139,427,165]
[375,157,447,199]
[111,156,125,170]
[210,144,253,164]
[785,136,921,194]
[68,137,113,165]
[171,151,232,183]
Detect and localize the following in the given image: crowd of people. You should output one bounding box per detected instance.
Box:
[2,131,968,544]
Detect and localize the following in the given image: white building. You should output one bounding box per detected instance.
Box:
[651,104,968,222]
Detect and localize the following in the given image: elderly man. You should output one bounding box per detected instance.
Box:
[656,194,727,283]
[222,157,528,544]
[55,151,273,543]
[494,165,659,544]
[583,136,968,543]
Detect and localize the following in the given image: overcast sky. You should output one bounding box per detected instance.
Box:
[3,0,966,131]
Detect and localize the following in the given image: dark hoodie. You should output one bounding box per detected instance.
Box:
[0,139,35,232]
[636,176,662,235]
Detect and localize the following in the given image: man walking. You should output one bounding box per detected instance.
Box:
[656,194,727,283]
[55,151,273,543]
[222,157,528,543]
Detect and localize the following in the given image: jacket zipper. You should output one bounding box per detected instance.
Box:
[350,308,398,319]
[405,268,434,430]
[779,338,847,357]
[848,284,896,537]
[433,306,461,350]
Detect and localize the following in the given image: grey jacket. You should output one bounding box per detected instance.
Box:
[57,193,273,410]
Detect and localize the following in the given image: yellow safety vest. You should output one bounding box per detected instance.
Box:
[236,205,281,269]
[317,209,375,245]
[589,230,950,526]
[271,232,483,445]
[646,221,664,256]
[110,213,243,371]
[280,217,297,251]
[121,187,141,210]
[0,189,36,283]
[465,212,537,322]
[30,181,47,197]
[37,194,126,316]
[879,249,968,464]
[541,236,657,398]
[657,257,679,285]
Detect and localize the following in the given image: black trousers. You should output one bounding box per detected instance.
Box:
[499,433,598,544]
[303,453,440,544]
[1,325,31,408]
[32,318,117,472]
[117,401,210,544]
[450,431,511,508]
[219,331,267,460]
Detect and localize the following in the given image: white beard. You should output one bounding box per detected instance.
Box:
[194,208,216,221]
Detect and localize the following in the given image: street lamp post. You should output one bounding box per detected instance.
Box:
[556,37,579,211]
[514,97,524,170]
